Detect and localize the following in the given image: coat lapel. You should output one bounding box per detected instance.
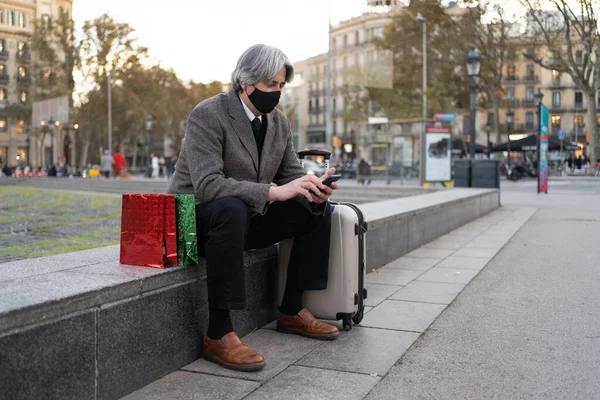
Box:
[227,90,259,173]
[259,113,277,180]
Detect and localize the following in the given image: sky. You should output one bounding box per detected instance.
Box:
[72,0,370,84]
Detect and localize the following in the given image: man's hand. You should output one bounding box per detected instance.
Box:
[312,168,338,204]
[268,168,338,203]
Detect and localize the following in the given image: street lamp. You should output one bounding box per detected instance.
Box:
[466,47,481,160]
[485,122,492,158]
[145,114,153,167]
[506,109,514,167]
[417,12,427,186]
[48,117,55,166]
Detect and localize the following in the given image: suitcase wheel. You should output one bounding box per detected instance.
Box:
[342,317,352,331]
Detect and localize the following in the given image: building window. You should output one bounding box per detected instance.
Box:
[575,50,583,64]
[526,64,534,80]
[309,100,312,111]
[343,35,347,48]
[552,92,561,107]
[17,119,24,133]
[17,65,26,80]
[527,47,534,57]
[43,68,52,82]
[0,10,3,24]
[487,112,494,124]
[0,39,4,53]
[0,118,6,132]
[507,65,515,79]
[526,87,534,102]
[552,70,560,81]
[507,87,515,102]
[526,112,534,128]
[17,41,27,58]
[597,116,600,126]
[8,10,14,26]
[41,14,51,28]
[18,12,25,28]
[0,88,5,101]
[551,115,561,127]
[333,98,336,112]
[355,31,359,45]
[19,90,27,103]
[0,64,5,77]
[574,92,583,108]
[574,115,583,125]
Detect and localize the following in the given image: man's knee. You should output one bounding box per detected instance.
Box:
[205,197,248,228]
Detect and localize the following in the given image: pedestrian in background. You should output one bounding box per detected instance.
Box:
[151,153,159,178]
[100,150,114,178]
[113,150,126,178]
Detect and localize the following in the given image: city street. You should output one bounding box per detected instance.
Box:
[365,181,600,399]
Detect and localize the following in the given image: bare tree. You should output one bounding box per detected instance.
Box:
[460,0,515,144]
[520,0,599,164]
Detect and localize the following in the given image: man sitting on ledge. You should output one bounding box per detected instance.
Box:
[167,44,339,372]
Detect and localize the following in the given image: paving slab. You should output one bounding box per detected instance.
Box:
[390,281,466,305]
[422,239,465,250]
[120,371,260,400]
[364,283,403,307]
[360,300,447,332]
[244,365,379,400]
[404,248,455,259]
[383,257,439,271]
[181,329,322,382]
[416,267,480,285]
[462,240,507,249]
[452,247,499,259]
[295,327,419,376]
[435,256,491,271]
[365,268,423,286]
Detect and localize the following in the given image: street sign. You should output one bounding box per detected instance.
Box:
[538,104,549,194]
[558,129,565,140]
[434,112,456,122]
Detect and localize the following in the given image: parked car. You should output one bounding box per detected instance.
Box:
[302,160,326,177]
[336,162,357,179]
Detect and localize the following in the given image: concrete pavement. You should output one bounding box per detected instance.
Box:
[365,187,600,399]
[122,203,539,399]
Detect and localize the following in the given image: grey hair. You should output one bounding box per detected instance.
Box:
[231,44,294,92]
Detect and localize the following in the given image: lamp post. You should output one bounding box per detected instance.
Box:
[466,47,481,160]
[417,12,427,186]
[485,122,491,158]
[506,109,514,167]
[48,117,55,166]
[145,114,153,167]
[25,135,30,166]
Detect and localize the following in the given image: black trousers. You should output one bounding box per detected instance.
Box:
[195,197,332,310]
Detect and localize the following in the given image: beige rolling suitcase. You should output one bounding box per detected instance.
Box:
[277,150,368,331]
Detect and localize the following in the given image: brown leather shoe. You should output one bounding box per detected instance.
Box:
[277,308,339,340]
[202,332,265,372]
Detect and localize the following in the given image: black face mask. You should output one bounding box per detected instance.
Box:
[247,85,280,114]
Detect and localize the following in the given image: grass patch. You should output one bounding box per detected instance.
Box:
[0,229,120,260]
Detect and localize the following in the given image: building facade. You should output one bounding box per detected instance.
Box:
[0,0,73,170]
[284,0,397,161]
[479,40,600,157]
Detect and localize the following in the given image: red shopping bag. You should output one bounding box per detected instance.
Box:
[119,194,178,268]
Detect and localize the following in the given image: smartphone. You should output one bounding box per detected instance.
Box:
[322,174,342,187]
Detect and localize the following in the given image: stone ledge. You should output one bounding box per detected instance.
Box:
[0,246,276,337]
[0,188,500,399]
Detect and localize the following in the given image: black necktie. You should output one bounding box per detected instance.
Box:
[251,117,261,140]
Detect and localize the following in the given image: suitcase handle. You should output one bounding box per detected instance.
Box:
[298,150,331,160]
